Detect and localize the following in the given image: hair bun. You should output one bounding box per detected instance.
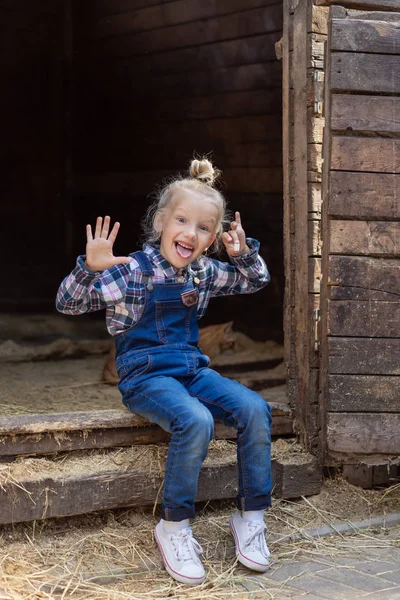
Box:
[189,158,220,186]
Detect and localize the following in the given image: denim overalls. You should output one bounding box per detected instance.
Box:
[115,252,272,521]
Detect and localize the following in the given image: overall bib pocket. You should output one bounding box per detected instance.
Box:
[155,299,196,344]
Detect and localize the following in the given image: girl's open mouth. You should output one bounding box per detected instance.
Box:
[175,241,194,259]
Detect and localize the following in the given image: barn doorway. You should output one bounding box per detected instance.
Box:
[1,1,292,457]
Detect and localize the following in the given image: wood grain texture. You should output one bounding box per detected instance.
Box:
[157,89,282,121]
[331,137,400,174]
[328,374,400,412]
[76,0,279,39]
[331,53,400,94]
[328,255,400,300]
[329,172,399,219]
[0,413,294,457]
[330,220,400,256]
[77,5,283,58]
[328,337,400,375]
[327,412,400,454]
[328,299,400,337]
[331,17,400,54]
[83,33,282,78]
[331,95,400,134]
[0,454,321,524]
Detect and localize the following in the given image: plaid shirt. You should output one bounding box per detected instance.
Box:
[56,239,270,336]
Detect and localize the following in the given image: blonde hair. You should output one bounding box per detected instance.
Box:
[142,157,231,253]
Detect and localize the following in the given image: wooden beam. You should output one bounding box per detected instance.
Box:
[291,0,311,448]
[0,412,294,458]
[329,374,400,412]
[331,53,400,94]
[328,412,400,454]
[0,448,321,524]
[331,17,400,53]
[329,171,399,219]
[330,220,400,256]
[328,338,400,375]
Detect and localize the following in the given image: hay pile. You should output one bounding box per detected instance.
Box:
[0,476,399,600]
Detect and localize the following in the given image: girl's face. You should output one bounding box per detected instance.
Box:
[155,190,219,268]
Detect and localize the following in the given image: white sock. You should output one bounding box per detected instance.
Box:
[242,510,264,522]
[162,518,190,533]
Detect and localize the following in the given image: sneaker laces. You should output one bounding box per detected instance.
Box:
[244,521,270,558]
[171,528,203,564]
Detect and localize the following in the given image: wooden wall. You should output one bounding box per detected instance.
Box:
[321,6,400,459]
[71,0,284,340]
[1,1,66,308]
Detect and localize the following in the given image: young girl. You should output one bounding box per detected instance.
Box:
[56,158,272,586]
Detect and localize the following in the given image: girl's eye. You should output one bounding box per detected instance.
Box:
[199,225,209,232]
[177,217,185,223]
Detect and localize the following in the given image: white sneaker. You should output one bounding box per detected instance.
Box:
[155,520,206,585]
[230,511,270,572]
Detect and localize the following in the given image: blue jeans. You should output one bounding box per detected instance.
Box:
[119,350,272,521]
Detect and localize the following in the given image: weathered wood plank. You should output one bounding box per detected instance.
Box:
[328,374,400,412]
[347,10,400,23]
[309,182,322,214]
[272,455,321,499]
[331,18,400,54]
[328,255,400,300]
[331,53,400,94]
[76,0,279,39]
[158,89,282,121]
[316,0,400,10]
[75,168,283,195]
[331,95,400,134]
[291,0,313,449]
[0,413,293,457]
[331,137,400,174]
[342,461,399,488]
[84,33,282,78]
[328,299,400,336]
[308,220,322,256]
[77,5,283,59]
[330,220,400,256]
[310,5,329,34]
[328,337,400,375]
[330,172,399,219]
[0,451,321,524]
[309,258,321,293]
[327,412,400,454]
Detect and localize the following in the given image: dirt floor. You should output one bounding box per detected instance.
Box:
[0,477,399,600]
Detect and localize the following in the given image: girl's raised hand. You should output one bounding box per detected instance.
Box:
[85,216,131,272]
[222,211,250,257]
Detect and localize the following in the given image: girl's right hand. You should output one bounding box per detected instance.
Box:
[85,216,131,272]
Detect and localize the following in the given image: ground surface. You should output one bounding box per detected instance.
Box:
[0,478,399,600]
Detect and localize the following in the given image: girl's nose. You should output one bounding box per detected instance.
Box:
[185,227,196,240]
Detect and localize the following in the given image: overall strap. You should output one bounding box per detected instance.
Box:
[133,251,155,276]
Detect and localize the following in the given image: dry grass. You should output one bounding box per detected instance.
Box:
[0,476,399,600]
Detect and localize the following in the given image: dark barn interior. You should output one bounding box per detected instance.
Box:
[2,0,284,342]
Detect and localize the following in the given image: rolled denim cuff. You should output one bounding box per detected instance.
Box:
[162,504,196,522]
[237,494,272,511]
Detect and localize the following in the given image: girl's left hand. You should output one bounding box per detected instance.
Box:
[222,211,250,256]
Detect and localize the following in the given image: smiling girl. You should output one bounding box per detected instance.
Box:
[56,158,272,586]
